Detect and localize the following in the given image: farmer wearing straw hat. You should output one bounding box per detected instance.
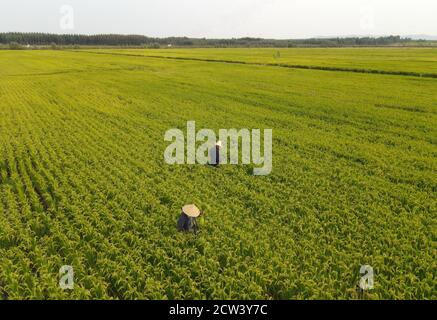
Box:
[177,204,202,233]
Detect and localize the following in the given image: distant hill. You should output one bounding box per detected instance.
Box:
[406,35,437,41]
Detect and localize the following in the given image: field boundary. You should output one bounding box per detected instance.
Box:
[70,50,437,79]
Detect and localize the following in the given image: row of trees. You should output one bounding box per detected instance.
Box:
[0,33,158,46]
[0,33,413,48]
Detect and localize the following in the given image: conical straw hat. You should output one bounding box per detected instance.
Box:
[182,204,201,217]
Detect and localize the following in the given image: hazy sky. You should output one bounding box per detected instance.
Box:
[1,0,436,38]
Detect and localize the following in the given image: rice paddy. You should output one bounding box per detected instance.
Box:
[0,48,435,299]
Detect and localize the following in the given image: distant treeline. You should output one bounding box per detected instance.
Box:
[0,32,425,48]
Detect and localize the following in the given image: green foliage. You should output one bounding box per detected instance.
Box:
[144,42,161,49]
[8,42,23,50]
[0,32,432,48]
[0,49,435,300]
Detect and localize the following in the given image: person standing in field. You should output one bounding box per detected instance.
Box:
[209,141,222,166]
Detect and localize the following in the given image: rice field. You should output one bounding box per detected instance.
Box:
[0,49,436,299]
[89,47,437,76]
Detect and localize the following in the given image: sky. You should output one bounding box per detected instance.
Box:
[1,0,436,39]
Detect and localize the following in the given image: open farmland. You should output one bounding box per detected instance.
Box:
[89,47,437,76]
[0,49,436,299]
